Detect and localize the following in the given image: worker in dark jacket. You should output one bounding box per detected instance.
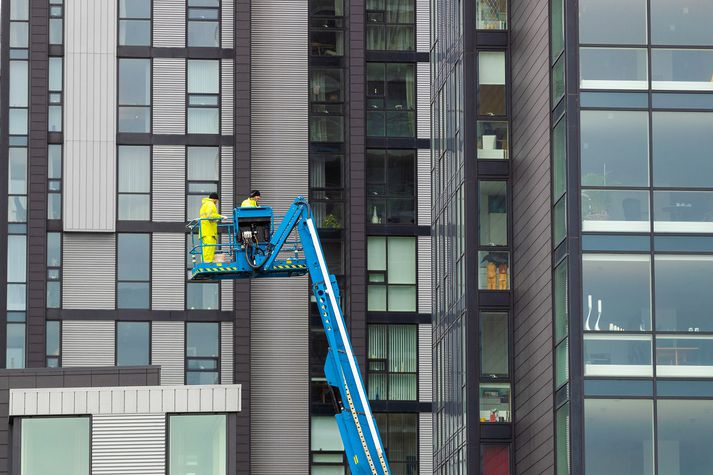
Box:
[241,190,262,208]
[199,192,225,262]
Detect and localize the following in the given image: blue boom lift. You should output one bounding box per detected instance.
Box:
[188,196,392,475]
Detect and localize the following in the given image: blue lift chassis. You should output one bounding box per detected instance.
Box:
[188,197,392,475]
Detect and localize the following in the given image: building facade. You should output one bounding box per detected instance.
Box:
[1,0,432,473]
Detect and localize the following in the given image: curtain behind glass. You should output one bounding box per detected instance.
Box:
[188,60,220,94]
[389,325,416,399]
[119,146,150,193]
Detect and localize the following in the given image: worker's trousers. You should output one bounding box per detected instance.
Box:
[202,235,217,262]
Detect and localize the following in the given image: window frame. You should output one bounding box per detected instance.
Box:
[367,323,418,401]
[186,59,221,135]
[115,321,151,367]
[366,0,416,51]
[117,145,152,221]
[117,57,152,133]
[46,320,61,367]
[366,62,417,138]
[167,413,229,475]
[118,0,152,47]
[366,149,417,225]
[184,321,221,385]
[367,236,418,313]
[116,233,152,310]
[186,0,221,48]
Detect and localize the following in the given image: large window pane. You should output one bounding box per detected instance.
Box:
[119,59,150,105]
[188,60,219,94]
[374,413,418,473]
[579,0,646,45]
[654,191,713,233]
[657,336,713,378]
[117,234,149,281]
[582,254,651,332]
[21,417,89,475]
[655,255,713,331]
[652,49,713,91]
[169,415,226,475]
[653,112,713,187]
[480,312,508,378]
[553,118,566,198]
[187,322,219,357]
[188,147,219,181]
[581,189,650,232]
[481,445,509,475]
[478,52,506,116]
[188,108,219,134]
[554,259,568,342]
[311,415,345,452]
[584,335,653,377]
[585,399,653,475]
[7,323,25,369]
[186,283,220,310]
[477,121,508,160]
[476,0,506,30]
[580,48,648,90]
[580,111,649,187]
[9,148,27,195]
[479,181,507,246]
[651,0,713,46]
[116,322,149,366]
[387,237,416,284]
[556,403,570,475]
[480,383,511,423]
[478,251,510,290]
[657,400,713,475]
[188,21,219,47]
[550,0,564,61]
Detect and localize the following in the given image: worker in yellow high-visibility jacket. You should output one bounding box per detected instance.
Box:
[199,192,225,263]
[241,190,262,208]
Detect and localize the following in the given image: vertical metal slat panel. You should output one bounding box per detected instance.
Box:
[153,0,185,47]
[417,62,430,140]
[221,0,234,49]
[64,0,117,232]
[220,146,234,214]
[416,0,429,53]
[92,414,165,474]
[152,146,186,222]
[222,60,234,136]
[62,320,115,367]
[63,234,116,309]
[152,233,185,310]
[419,412,433,474]
[418,236,431,314]
[153,58,186,135]
[221,322,234,384]
[418,324,432,403]
[152,321,185,386]
[417,148,431,226]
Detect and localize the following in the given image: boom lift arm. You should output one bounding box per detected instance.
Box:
[188,197,392,475]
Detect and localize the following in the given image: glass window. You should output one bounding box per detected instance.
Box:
[580,111,649,187]
[311,68,344,103]
[374,413,418,473]
[481,445,509,475]
[476,0,506,30]
[116,321,149,366]
[186,322,220,384]
[366,63,416,137]
[657,400,713,474]
[584,335,653,377]
[310,18,344,57]
[585,399,653,475]
[657,336,713,378]
[311,415,345,452]
[556,339,569,387]
[186,282,219,310]
[366,149,416,224]
[580,48,648,90]
[581,91,650,109]
[478,251,510,290]
[119,0,151,46]
[188,147,219,181]
[553,197,566,245]
[653,112,713,187]
[169,415,226,475]
[553,117,566,199]
[480,312,508,378]
[310,153,343,189]
[478,51,506,116]
[479,383,511,423]
[366,0,415,51]
[554,259,568,342]
[581,189,650,232]
[187,0,220,47]
[552,56,565,104]
[47,231,62,268]
[367,324,417,401]
[21,417,89,475]
[651,0,713,46]
[654,191,713,233]
[9,61,28,107]
[118,58,151,133]
[479,181,507,246]
[187,60,220,134]
[550,0,564,61]
[117,234,149,309]
[655,255,713,332]
[311,0,344,16]
[46,320,60,367]
[7,322,25,369]
[118,146,150,221]
[9,147,27,195]
[477,121,508,159]
[310,115,344,143]
[582,254,651,332]
[556,403,570,475]
[579,0,647,45]
[652,49,713,91]
[367,237,417,312]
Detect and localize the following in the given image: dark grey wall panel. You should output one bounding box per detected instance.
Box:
[511,0,554,474]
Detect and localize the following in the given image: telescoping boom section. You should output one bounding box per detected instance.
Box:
[188,197,392,475]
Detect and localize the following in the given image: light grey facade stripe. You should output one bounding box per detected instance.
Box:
[417,148,431,226]
[221,0,234,49]
[153,58,186,135]
[63,234,116,309]
[417,62,430,140]
[152,321,185,386]
[92,414,165,474]
[62,320,115,367]
[221,145,235,214]
[418,323,432,403]
[152,233,185,311]
[418,235,432,314]
[153,0,185,47]
[419,412,433,474]
[152,145,186,222]
[221,321,234,384]
[221,280,234,311]
[64,0,117,232]
[416,0,429,53]
[222,59,235,136]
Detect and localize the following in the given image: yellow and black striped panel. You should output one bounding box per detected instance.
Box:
[272,264,308,270]
[193,266,240,275]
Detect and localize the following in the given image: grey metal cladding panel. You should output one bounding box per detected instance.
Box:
[419,412,433,474]
[250,278,309,473]
[221,280,234,311]
[153,58,186,135]
[153,0,185,47]
[222,0,234,49]
[222,60,235,136]
[418,324,432,402]
[417,149,431,226]
[153,146,186,222]
[63,234,116,309]
[62,320,115,367]
[221,322,234,384]
[418,236,432,314]
[416,0,429,53]
[511,0,554,472]
[64,0,117,232]
[92,414,165,474]
[152,321,185,386]
[251,0,308,217]
[221,146,235,214]
[417,62,430,140]
[152,233,185,310]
